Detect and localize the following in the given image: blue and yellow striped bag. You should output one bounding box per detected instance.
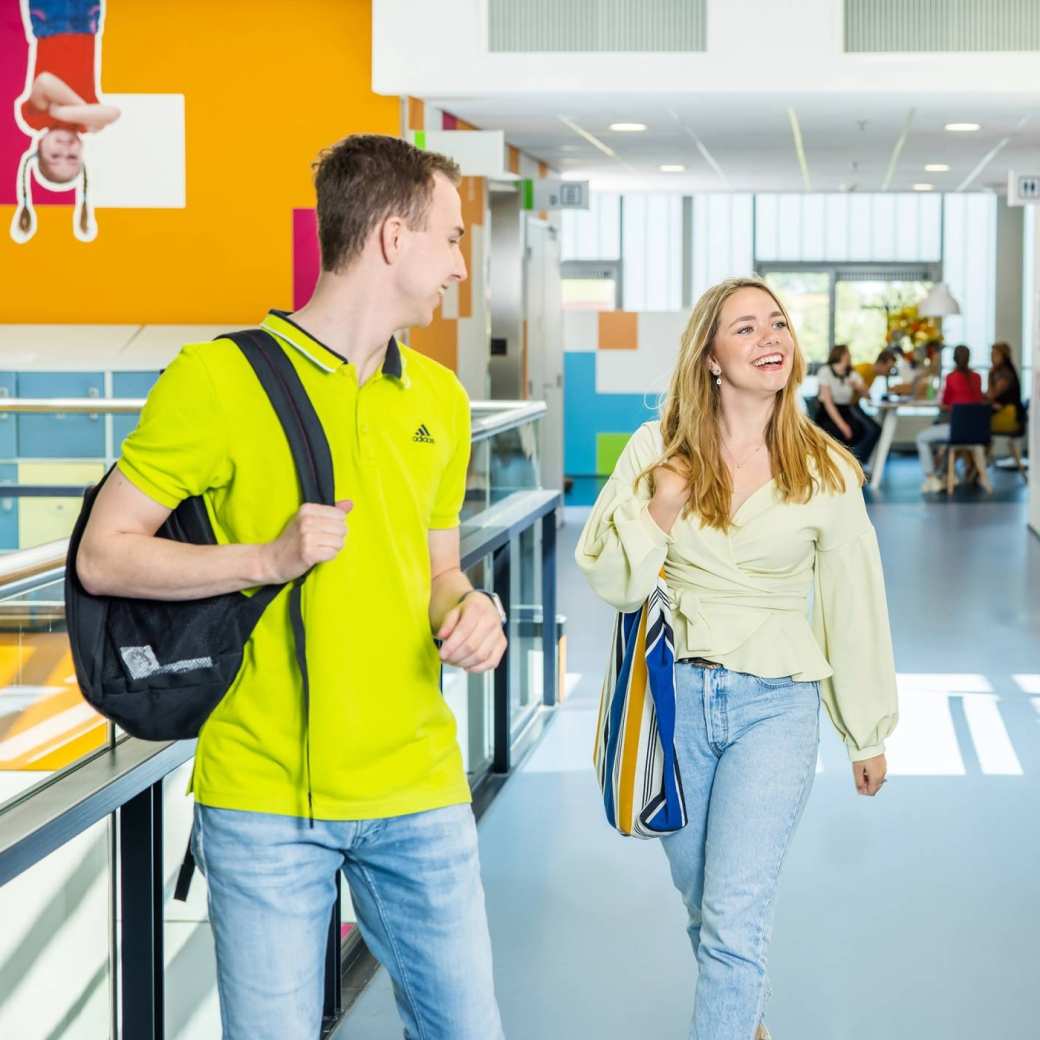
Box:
[593,573,688,838]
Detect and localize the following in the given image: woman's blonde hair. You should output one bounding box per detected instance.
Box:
[635,276,861,531]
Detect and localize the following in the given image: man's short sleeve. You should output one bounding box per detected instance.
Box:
[117,346,231,510]
[429,379,471,530]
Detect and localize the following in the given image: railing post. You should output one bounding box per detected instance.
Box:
[119,780,165,1039]
[540,509,558,707]
[492,541,512,774]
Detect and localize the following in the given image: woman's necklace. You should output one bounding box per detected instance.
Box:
[722,440,766,470]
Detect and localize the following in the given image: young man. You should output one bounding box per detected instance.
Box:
[76,135,507,1039]
[852,348,897,394]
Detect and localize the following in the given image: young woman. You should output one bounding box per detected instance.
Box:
[814,344,880,464]
[986,341,1024,434]
[915,344,984,493]
[576,277,898,1040]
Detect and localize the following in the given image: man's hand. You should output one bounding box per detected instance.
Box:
[436,592,507,673]
[851,754,887,797]
[259,500,353,584]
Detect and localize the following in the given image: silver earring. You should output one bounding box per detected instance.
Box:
[713,371,722,386]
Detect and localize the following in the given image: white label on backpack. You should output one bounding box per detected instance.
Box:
[121,645,214,681]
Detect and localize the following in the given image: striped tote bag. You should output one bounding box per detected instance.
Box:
[593,573,688,838]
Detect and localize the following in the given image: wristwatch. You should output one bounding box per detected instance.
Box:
[461,589,507,627]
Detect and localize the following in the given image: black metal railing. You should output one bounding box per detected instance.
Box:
[0,488,560,1039]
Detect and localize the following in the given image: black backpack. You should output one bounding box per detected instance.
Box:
[65,327,334,764]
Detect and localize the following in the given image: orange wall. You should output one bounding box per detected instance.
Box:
[0,0,399,323]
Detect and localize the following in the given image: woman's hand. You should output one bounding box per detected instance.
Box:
[837,419,853,441]
[851,754,887,796]
[648,457,690,534]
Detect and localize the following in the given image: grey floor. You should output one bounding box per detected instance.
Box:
[342,457,1040,1040]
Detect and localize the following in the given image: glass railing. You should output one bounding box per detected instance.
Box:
[0,398,546,549]
[0,394,560,1039]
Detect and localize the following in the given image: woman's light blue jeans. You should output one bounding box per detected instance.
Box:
[191,802,504,1040]
[662,662,820,1040]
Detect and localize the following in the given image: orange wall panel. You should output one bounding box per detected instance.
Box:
[457,175,485,320]
[408,316,458,371]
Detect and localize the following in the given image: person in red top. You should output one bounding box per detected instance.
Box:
[917,344,984,493]
[11,0,121,244]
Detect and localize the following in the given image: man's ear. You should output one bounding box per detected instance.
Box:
[379,215,405,265]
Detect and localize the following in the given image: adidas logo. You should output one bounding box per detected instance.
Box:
[412,424,435,444]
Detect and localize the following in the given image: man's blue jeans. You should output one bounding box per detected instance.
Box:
[191,802,505,1039]
[662,663,821,1039]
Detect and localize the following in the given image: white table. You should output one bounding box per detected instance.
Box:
[865,399,940,490]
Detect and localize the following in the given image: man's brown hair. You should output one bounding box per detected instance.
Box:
[313,134,461,273]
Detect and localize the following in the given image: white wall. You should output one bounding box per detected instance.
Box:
[754,193,942,263]
[373,0,1040,95]
[942,194,997,354]
[691,194,755,302]
[622,194,684,311]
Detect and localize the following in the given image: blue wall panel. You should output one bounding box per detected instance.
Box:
[564,352,659,477]
[0,373,15,459]
[17,372,105,458]
[0,464,16,550]
[112,371,160,456]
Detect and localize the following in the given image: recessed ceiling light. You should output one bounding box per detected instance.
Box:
[913,183,934,191]
[945,122,980,132]
[609,122,647,132]
[659,164,685,172]
[925,163,950,172]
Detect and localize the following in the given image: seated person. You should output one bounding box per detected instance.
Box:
[814,344,881,465]
[853,349,898,394]
[916,344,984,493]
[986,341,1024,434]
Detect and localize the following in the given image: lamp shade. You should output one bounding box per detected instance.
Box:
[918,282,961,317]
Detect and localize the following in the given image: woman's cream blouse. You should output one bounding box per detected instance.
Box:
[575,421,899,763]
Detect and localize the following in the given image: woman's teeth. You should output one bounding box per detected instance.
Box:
[753,354,783,368]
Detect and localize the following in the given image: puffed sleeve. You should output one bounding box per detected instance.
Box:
[574,423,672,613]
[812,465,899,761]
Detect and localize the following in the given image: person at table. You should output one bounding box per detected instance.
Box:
[850,349,897,462]
[916,344,984,493]
[814,344,880,464]
[853,349,898,395]
[986,341,1024,435]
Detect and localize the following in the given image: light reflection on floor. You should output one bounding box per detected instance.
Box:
[526,672,1036,778]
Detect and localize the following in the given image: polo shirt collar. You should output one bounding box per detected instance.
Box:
[261,309,409,386]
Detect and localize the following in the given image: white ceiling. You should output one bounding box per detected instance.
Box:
[426,91,1040,194]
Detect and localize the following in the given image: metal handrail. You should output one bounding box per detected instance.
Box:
[0,538,68,584]
[0,399,548,426]
[471,400,546,442]
[0,398,146,414]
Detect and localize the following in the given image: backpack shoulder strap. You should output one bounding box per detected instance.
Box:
[220,328,335,507]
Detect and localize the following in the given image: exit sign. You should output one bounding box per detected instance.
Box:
[1008,172,1040,206]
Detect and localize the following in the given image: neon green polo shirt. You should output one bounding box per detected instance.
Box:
[117,310,473,819]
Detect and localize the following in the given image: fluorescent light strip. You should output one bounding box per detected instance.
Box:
[786,107,811,191]
[882,107,916,192]
[557,115,617,158]
[664,106,730,189]
[957,114,1030,191]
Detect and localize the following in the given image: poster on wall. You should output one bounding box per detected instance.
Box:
[2,0,186,245]
[8,0,119,243]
